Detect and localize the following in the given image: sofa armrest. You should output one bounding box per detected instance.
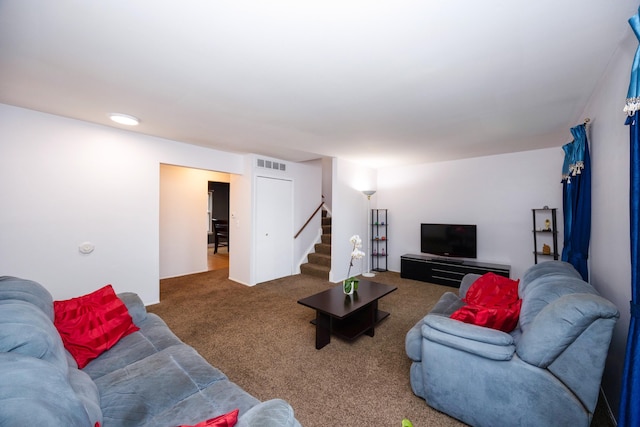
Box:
[235,399,301,427]
[117,292,147,326]
[422,315,515,361]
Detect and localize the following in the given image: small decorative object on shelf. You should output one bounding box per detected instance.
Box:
[344,235,364,295]
[542,244,551,255]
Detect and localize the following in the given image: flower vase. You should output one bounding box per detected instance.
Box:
[343,278,358,295]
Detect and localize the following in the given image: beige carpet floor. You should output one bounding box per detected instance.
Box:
[148,269,613,427]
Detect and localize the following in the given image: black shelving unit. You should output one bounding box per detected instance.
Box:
[532,208,559,264]
[371,209,388,272]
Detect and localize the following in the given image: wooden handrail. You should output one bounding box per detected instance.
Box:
[295,200,325,239]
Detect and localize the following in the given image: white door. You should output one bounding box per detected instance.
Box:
[255,176,293,283]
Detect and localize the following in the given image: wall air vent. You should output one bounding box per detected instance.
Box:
[256,158,286,172]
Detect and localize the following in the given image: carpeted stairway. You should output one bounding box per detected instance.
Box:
[299,209,332,280]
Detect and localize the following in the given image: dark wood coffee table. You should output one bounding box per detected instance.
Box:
[297,280,397,349]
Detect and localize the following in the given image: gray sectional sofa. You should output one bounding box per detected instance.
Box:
[405,261,619,427]
[0,276,301,427]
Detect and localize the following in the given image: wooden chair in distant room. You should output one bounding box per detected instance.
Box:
[212,219,229,254]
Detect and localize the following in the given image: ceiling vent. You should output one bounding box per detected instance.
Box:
[256,158,286,172]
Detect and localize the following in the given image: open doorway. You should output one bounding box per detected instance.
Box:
[159,164,231,279]
[207,181,230,271]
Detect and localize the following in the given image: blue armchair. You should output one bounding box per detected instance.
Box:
[405,261,619,427]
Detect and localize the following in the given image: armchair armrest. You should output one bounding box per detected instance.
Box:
[422,315,515,361]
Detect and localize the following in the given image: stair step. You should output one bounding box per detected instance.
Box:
[300,263,330,280]
[308,252,331,267]
[301,208,331,281]
[315,242,331,255]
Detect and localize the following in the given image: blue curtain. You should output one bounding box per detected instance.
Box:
[619,8,640,427]
[560,123,591,281]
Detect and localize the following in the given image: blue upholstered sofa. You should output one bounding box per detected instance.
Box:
[0,276,301,427]
[405,261,619,427]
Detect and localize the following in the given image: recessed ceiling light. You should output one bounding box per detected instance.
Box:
[109,113,140,126]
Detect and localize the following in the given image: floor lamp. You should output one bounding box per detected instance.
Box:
[362,190,376,278]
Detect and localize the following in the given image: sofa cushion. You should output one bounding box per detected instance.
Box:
[517,293,620,367]
[0,299,68,371]
[519,261,581,295]
[144,379,261,427]
[0,353,92,426]
[94,345,255,426]
[54,284,140,368]
[519,276,598,331]
[83,313,184,380]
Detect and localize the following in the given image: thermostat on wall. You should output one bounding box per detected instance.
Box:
[78,242,95,254]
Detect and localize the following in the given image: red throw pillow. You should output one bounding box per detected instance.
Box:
[464,272,520,308]
[450,299,522,332]
[179,409,239,427]
[450,273,522,332]
[54,285,139,368]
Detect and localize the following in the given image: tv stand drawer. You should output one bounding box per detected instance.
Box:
[400,254,510,288]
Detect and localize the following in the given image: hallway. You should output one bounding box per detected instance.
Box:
[207,245,229,271]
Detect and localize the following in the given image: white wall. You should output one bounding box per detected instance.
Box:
[580,28,637,419]
[331,158,377,282]
[159,164,230,279]
[295,159,324,271]
[229,154,322,286]
[321,157,333,212]
[228,156,253,285]
[378,148,564,280]
[0,104,243,304]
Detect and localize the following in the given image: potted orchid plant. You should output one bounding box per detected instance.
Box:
[344,235,365,294]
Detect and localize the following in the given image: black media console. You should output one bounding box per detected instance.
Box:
[400,254,511,288]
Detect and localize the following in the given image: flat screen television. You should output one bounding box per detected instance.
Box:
[420,223,477,259]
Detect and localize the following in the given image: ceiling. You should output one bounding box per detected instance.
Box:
[0,1,638,168]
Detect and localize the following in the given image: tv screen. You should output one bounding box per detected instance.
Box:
[420,223,477,258]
